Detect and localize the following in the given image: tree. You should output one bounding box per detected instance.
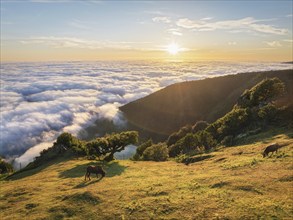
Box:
[168,144,183,157]
[0,158,13,174]
[196,131,217,150]
[167,125,192,146]
[214,107,249,139]
[192,121,209,133]
[86,138,108,157]
[142,143,169,161]
[103,131,138,161]
[57,132,89,156]
[56,132,75,147]
[238,77,285,108]
[132,139,153,160]
[257,103,278,127]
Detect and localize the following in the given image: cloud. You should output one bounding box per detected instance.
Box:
[29,0,72,2]
[152,16,171,24]
[20,36,103,49]
[167,28,183,36]
[1,61,292,166]
[264,41,282,47]
[176,17,288,35]
[200,17,214,21]
[14,142,53,168]
[114,144,137,160]
[228,41,237,46]
[19,36,155,50]
[20,36,151,50]
[283,39,293,43]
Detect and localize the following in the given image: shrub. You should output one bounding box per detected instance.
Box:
[168,131,216,157]
[257,103,278,122]
[221,135,234,147]
[132,139,153,160]
[142,143,169,161]
[206,107,249,141]
[167,125,192,146]
[0,158,13,174]
[174,154,189,163]
[196,131,217,150]
[71,144,88,156]
[192,121,209,133]
[176,133,199,153]
[169,144,183,157]
[237,77,285,108]
[56,132,75,147]
[168,133,201,157]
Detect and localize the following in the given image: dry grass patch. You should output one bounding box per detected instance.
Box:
[0,133,292,219]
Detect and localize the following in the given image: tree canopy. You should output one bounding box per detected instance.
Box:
[237,77,285,108]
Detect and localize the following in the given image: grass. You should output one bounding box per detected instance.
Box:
[0,133,292,219]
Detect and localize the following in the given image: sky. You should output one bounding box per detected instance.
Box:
[1,0,292,62]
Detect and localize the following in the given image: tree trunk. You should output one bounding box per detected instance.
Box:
[104,152,115,162]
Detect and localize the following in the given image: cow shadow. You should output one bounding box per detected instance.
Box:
[74,177,103,188]
[61,161,128,189]
[59,161,100,179]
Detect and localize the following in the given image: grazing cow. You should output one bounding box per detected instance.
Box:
[262,143,281,157]
[85,165,106,181]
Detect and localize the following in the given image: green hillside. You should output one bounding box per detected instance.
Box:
[120,70,293,137]
[1,133,292,219]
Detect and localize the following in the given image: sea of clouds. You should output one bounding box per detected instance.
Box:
[0,61,292,167]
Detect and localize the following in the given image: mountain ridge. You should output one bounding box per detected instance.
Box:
[120,69,293,137]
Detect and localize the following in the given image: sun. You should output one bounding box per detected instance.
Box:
[167,43,180,55]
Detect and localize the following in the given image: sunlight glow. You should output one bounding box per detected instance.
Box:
[167,43,180,55]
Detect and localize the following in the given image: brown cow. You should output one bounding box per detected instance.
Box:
[85,165,106,181]
[262,143,281,157]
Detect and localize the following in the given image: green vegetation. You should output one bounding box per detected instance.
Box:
[132,139,153,160]
[55,131,138,161]
[21,131,138,171]
[141,143,169,162]
[0,158,13,174]
[206,77,288,143]
[165,77,292,160]
[132,140,169,162]
[1,133,292,219]
[120,69,292,137]
[237,77,285,108]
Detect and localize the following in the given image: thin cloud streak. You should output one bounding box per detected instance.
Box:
[176,17,288,35]
[20,36,153,50]
[152,16,171,24]
[264,41,282,47]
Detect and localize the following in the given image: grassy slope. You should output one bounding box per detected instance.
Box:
[1,133,292,220]
[120,70,293,136]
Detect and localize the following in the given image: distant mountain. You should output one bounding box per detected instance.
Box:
[120,69,293,137]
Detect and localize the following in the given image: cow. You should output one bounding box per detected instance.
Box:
[85,165,106,181]
[262,143,281,157]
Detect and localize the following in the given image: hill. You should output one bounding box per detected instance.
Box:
[120,69,293,138]
[1,132,292,219]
